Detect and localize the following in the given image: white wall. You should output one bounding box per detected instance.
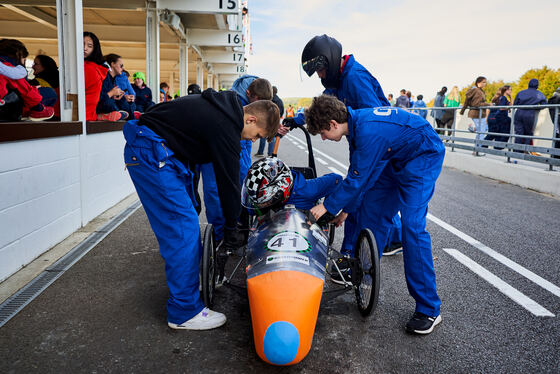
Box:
[0,132,134,282]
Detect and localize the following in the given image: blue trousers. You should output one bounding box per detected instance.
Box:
[357,145,445,317]
[123,121,204,324]
[257,137,275,155]
[341,212,402,255]
[200,163,225,241]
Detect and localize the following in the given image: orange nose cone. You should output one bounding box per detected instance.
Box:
[247,270,324,365]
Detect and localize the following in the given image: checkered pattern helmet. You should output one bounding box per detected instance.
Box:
[241,157,294,209]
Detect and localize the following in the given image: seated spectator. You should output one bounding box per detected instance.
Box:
[160,82,170,102]
[407,90,414,108]
[31,54,59,118]
[132,71,154,113]
[83,31,108,121]
[0,38,54,121]
[413,94,427,119]
[96,53,137,121]
[115,69,136,108]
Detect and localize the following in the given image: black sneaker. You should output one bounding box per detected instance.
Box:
[405,312,442,334]
[330,256,351,285]
[383,242,403,256]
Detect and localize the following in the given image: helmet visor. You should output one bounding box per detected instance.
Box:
[301,55,328,77]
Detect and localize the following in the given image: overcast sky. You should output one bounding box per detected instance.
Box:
[246,0,560,101]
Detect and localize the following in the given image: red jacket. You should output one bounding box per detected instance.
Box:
[84,60,108,121]
[0,59,42,116]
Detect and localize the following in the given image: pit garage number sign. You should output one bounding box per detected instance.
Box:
[266,231,311,253]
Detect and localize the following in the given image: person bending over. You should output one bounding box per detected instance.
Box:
[306,95,445,335]
[123,89,280,330]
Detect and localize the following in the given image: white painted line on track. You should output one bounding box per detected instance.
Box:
[288,132,560,302]
[328,167,345,176]
[443,249,554,317]
[429,214,560,299]
[297,145,305,150]
[286,134,348,170]
[316,157,328,165]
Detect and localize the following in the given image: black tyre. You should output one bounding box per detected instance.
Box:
[201,224,216,308]
[354,229,380,316]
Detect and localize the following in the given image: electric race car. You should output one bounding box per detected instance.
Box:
[199,127,380,366]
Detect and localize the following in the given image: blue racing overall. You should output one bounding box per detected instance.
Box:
[323,107,445,317]
[123,120,203,324]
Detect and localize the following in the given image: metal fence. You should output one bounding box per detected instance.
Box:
[412,104,560,170]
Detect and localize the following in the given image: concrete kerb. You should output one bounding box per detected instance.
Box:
[0,193,140,304]
[443,150,560,198]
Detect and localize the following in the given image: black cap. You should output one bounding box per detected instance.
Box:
[187,83,201,95]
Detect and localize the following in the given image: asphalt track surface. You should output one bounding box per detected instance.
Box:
[1,130,559,373]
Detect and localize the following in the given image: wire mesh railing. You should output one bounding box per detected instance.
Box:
[411,104,560,170]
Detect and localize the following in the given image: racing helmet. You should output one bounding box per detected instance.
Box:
[242,157,294,210]
[301,34,343,90]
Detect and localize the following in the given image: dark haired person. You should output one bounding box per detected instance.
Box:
[296,34,402,268]
[123,89,280,330]
[83,31,108,121]
[485,85,512,148]
[413,94,427,119]
[306,95,445,334]
[460,76,491,154]
[187,83,201,95]
[513,79,547,149]
[131,72,154,113]
[97,53,137,121]
[431,86,447,133]
[0,38,55,121]
[31,54,60,118]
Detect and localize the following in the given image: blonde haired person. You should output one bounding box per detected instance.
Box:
[440,86,461,137]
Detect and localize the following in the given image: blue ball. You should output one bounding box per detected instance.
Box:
[263,321,300,365]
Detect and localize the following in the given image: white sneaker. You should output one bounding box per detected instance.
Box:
[168,307,226,330]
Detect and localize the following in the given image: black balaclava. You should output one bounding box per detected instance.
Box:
[301,34,342,90]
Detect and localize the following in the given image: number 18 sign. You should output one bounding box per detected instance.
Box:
[266,231,311,253]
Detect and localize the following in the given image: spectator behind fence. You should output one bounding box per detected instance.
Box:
[286,104,294,117]
[431,86,447,133]
[513,79,547,148]
[31,54,60,118]
[96,53,136,121]
[413,94,427,119]
[387,93,396,106]
[548,87,560,158]
[485,85,512,149]
[132,71,154,113]
[83,31,108,121]
[395,89,409,108]
[0,39,54,121]
[407,90,414,108]
[440,86,460,137]
[256,85,284,157]
[460,76,491,154]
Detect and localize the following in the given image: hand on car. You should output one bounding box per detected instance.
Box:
[310,203,327,221]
